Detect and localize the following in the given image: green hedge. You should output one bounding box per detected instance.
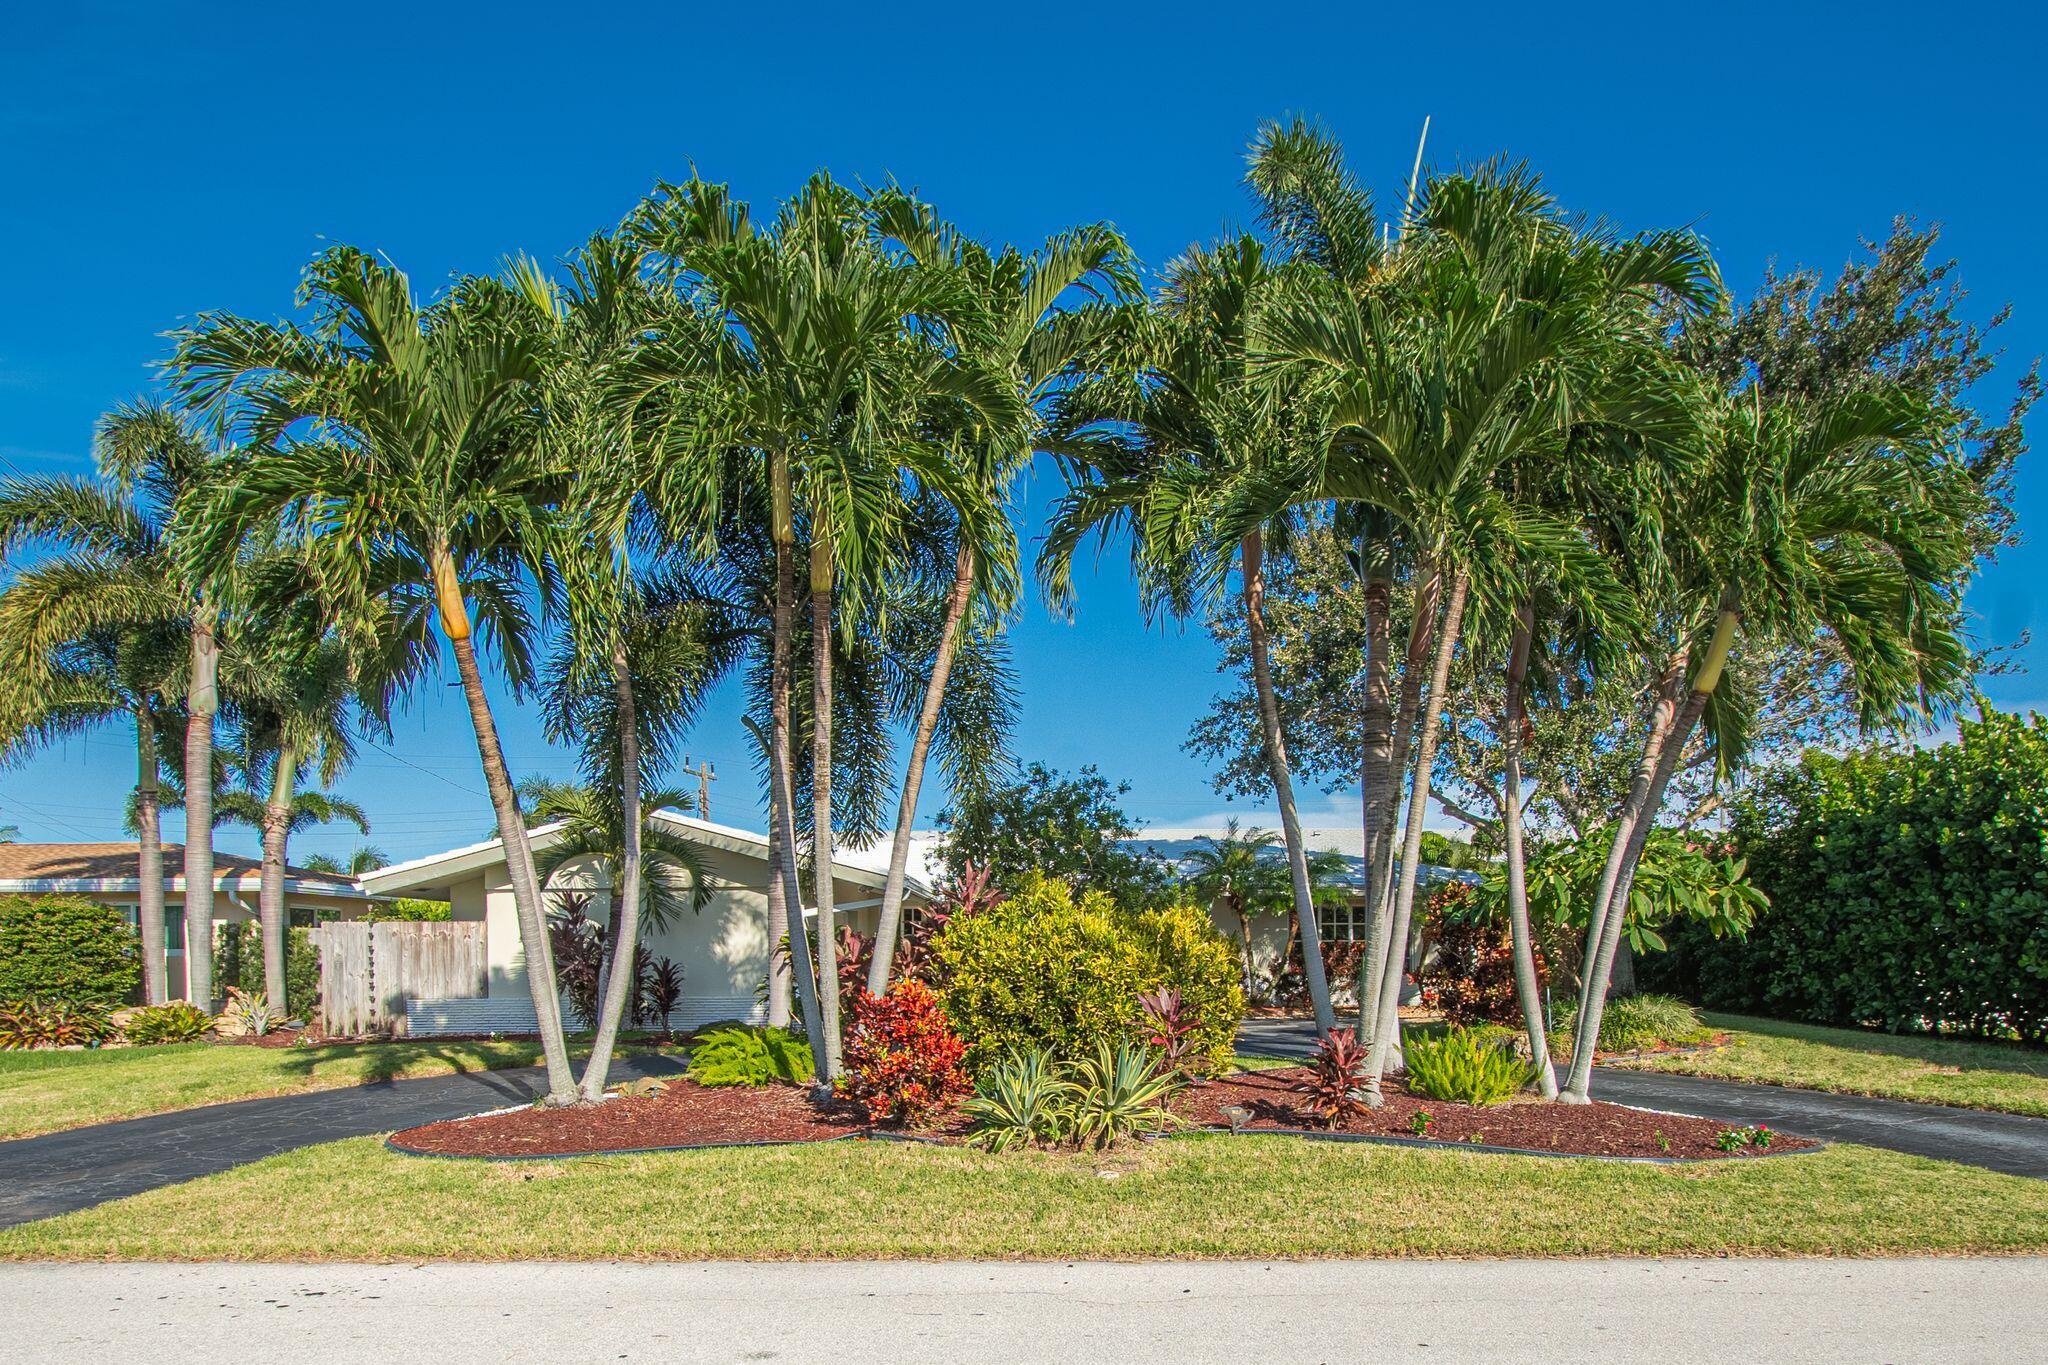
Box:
[215,922,321,1019]
[0,894,141,1011]
[934,873,1243,1074]
[1646,711,2048,1042]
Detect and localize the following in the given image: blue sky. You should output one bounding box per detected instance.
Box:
[1,3,2041,864]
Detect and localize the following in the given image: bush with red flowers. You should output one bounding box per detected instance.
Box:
[836,979,970,1128]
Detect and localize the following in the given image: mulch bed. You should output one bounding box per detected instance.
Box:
[390,1066,1811,1162]
[1173,1067,1813,1160]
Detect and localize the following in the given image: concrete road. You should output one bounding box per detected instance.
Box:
[4,1259,2043,1363]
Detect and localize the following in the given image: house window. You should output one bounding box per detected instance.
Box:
[1319,901,1365,944]
[289,907,317,929]
[118,905,187,949]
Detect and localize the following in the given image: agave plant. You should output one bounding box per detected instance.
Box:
[1065,1040,1181,1150]
[218,987,280,1038]
[962,1046,1077,1152]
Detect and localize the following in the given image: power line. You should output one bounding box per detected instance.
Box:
[355,736,488,799]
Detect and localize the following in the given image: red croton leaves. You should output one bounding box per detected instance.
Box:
[836,979,970,1128]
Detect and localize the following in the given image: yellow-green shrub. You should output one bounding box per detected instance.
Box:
[935,873,1243,1075]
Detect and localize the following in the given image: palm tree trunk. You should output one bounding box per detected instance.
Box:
[1501,601,1556,1097]
[1364,569,1469,1097]
[764,805,792,1029]
[580,638,643,1102]
[765,457,797,1030]
[434,547,577,1103]
[868,544,975,994]
[259,739,295,1015]
[1357,560,1438,1046]
[1243,532,1335,1036]
[1564,598,1737,1102]
[134,703,168,1006]
[809,535,842,1078]
[182,608,219,1008]
[745,714,829,1088]
[1354,564,1395,1039]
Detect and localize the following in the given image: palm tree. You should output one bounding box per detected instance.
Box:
[631,175,1007,1078]
[168,246,583,1104]
[0,443,196,1003]
[1561,387,1978,1100]
[1179,821,1290,994]
[300,844,386,876]
[860,191,1136,993]
[1252,162,1714,1096]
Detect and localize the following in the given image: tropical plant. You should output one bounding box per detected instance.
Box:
[1064,1039,1180,1149]
[170,245,583,1103]
[1417,883,1550,1030]
[1177,820,1290,996]
[0,998,117,1050]
[122,1000,215,1045]
[934,763,1171,906]
[836,979,971,1128]
[1134,987,1202,1081]
[1296,1029,1370,1128]
[962,1046,1077,1152]
[217,986,280,1038]
[639,955,684,1039]
[685,1023,815,1087]
[1403,1027,1537,1105]
[0,894,141,1011]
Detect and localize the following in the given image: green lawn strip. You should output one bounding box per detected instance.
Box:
[1608,1013,2048,1118]
[0,1038,675,1140]
[3,1134,2041,1260]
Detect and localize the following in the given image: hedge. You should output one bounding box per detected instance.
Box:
[934,873,1243,1074]
[0,894,142,1011]
[1645,710,2048,1042]
[215,922,321,1018]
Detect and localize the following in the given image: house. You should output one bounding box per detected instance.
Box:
[1131,826,1483,991]
[0,841,375,1000]
[355,810,932,1036]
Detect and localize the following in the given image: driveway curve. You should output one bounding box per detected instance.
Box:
[1235,1016,2048,1179]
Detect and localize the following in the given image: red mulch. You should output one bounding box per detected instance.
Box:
[390,1066,1809,1162]
[1175,1067,1813,1160]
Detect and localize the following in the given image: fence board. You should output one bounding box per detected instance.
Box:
[310,921,486,1035]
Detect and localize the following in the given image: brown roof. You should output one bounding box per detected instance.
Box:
[0,842,362,892]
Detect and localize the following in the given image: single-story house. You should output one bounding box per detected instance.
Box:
[0,841,376,1000]
[356,811,932,1036]
[1132,826,1482,993]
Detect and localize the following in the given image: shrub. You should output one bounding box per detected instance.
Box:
[0,998,116,1049]
[217,987,280,1038]
[547,895,604,1030]
[685,1024,814,1087]
[1403,1027,1535,1105]
[1296,1030,1368,1129]
[1418,882,1546,1028]
[1595,993,1709,1052]
[1273,939,1365,1011]
[214,923,320,1019]
[936,874,1242,1075]
[638,956,683,1036]
[837,980,971,1128]
[1134,987,1201,1080]
[1064,1039,1179,1149]
[122,1001,215,1045]
[1649,712,2048,1042]
[962,1047,1075,1152]
[0,895,141,1011]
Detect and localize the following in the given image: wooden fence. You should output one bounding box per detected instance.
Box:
[309,921,487,1036]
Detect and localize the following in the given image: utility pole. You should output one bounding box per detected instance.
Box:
[681,756,716,823]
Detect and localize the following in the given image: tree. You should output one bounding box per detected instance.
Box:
[861,189,1136,993]
[935,763,1170,906]
[300,845,386,876]
[169,246,583,1104]
[1177,820,1289,994]
[0,418,200,1005]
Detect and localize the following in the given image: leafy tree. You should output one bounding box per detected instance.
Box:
[936,763,1171,908]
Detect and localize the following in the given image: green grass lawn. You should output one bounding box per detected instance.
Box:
[0,1038,654,1140]
[2,1133,2041,1260]
[1610,1013,2048,1117]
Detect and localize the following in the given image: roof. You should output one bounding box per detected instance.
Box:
[357,809,932,902]
[0,842,370,899]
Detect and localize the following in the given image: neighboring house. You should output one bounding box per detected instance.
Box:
[356,811,932,1036]
[1132,826,1483,989]
[0,841,376,1000]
